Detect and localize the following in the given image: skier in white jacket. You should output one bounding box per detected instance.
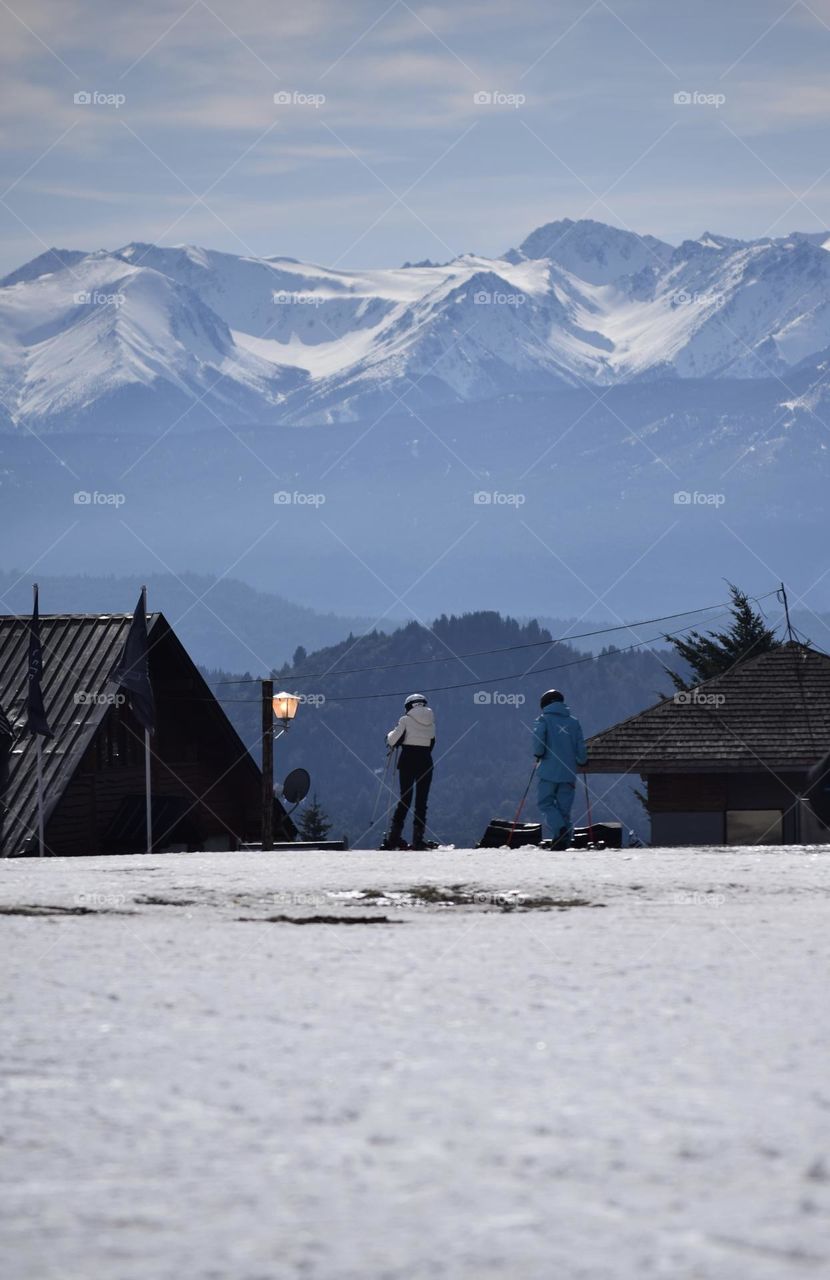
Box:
[382,694,436,850]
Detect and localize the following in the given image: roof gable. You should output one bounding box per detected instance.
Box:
[587,643,830,773]
[0,612,261,853]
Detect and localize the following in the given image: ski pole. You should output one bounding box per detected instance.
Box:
[582,771,595,844]
[509,760,540,847]
[381,746,401,837]
[371,750,393,825]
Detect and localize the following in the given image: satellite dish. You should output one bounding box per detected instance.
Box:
[282,767,311,807]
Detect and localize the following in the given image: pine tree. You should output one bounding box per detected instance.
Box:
[665,585,781,691]
[297,793,332,841]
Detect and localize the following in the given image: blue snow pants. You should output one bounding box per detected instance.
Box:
[538,779,575,839]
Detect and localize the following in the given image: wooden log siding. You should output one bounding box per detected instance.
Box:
[647,773,727,812]
[646,771,804,812]
[45,700,260,854]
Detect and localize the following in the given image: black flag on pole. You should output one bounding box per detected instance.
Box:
[26,586,52,738]
[113,592,156,734]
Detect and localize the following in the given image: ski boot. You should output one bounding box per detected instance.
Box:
[411,820,437,852]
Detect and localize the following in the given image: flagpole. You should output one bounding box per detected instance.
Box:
[36,737,44,858]
[142,585,152,855]
[33,583,46,858]
[113,585,155,856]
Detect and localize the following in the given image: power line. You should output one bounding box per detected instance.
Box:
[307,627,692,702]
[216,593,779,686]
[207,602,757,705]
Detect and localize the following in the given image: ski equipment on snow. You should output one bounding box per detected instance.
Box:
[477,761,542,848]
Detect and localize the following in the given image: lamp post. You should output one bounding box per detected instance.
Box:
[261,684,300,851]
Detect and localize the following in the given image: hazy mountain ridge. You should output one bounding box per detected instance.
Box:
[2,378,828,619]
[0,570,382,672]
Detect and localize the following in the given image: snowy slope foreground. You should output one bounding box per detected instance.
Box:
[3,847,830,1280]
[6,220,830,430]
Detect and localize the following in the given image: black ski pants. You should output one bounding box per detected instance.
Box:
[390,746,433,842]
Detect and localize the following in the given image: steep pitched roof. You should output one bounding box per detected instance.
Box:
[0,612,266,854]
[586,643,830,774]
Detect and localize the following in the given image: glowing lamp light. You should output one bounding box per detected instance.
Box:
[273,691,300,727]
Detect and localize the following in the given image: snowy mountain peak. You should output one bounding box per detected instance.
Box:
[0,248,89,289]
[6,219,830,431]
[696,231,742,251]
[514,218,672,284]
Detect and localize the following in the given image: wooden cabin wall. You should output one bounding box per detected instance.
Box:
[44,686,261,855]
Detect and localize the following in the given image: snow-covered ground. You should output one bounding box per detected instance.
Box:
[3,846,830,1280]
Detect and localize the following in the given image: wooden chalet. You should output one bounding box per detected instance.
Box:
[0,612,294,856]
[586,643,830,846]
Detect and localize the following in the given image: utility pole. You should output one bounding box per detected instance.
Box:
[779,582,796,643]
[261,678,274,851]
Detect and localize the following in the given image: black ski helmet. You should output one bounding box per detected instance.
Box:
[540,689,565,709]
[405,693,428,711]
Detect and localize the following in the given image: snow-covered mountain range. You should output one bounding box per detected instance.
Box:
[5,218,830,432]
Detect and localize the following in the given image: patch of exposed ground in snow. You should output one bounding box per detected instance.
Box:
[2,847,830,1280]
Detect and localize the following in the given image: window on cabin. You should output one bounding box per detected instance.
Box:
[94,708,141,769]
[726,810,783,845]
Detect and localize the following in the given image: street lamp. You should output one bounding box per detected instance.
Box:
[261,684,301,850]
[273,691,300,728]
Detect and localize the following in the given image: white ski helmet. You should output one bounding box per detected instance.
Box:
[405,693,428,711]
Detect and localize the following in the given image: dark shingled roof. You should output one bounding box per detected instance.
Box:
[1,613,142,852]
[586,643,830,775]
[0,612,268,855]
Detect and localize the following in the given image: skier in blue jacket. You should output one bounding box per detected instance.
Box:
[532,689,588,849]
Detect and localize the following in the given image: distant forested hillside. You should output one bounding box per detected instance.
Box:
[206,611,678,847]
[0,571,378,670]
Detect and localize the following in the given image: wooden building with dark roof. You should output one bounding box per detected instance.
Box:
[586,643,830,846]
[0,612,293,856]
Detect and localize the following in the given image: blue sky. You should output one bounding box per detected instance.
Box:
[2,0,830,274]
